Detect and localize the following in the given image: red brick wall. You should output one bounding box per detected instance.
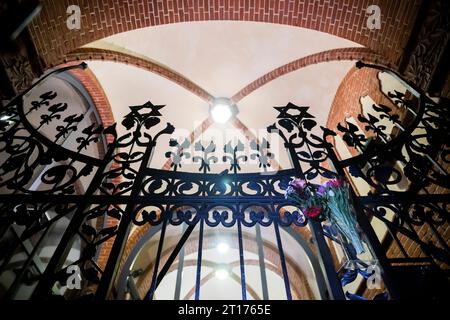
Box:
[28,0,422,69]
[327,67,395,131]
[68,66,115,133]
[65,65,120,270]
[326,66,398,156]
[117,223,151,278]
[386,161,450,269]
[328,66,450,297]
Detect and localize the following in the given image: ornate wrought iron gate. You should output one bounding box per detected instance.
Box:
[0,61,449,300]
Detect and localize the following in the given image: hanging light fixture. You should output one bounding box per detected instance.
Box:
[216,242,230,254]
[210,97,238,124]
[215,268,229,280]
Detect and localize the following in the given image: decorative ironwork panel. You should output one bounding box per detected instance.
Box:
[0,61,448,301]
[334,62,450,299]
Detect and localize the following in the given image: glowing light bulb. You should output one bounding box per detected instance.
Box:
[211,103,232,123]
[215,268,229,280]
[216,242,229,254]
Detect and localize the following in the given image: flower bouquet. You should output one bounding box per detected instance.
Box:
[285,177,365,255]
[284,178,327,221]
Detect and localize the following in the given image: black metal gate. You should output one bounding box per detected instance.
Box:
[0,61,448,300]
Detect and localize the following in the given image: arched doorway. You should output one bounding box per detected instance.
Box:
[117,222,327,300]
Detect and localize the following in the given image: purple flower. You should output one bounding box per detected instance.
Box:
[317,185,326,196]
[289,178,306,190]
[326,178,345,188]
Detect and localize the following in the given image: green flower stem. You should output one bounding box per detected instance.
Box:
[327,186,365,255]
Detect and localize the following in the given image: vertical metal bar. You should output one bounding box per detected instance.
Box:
[326,145,400,299]
[255,224,269,300]
[237,220,247,300]
[0,212,11,240]
[30,211,83,299]
[386,226,409,257]
[310,220,345,300]
[288,142,344,300]
[273,220,292,300]
[0,225,47,286]
[145,219,167,300]
[95,213,131,299]
[425,219,450,253]
[155,223,195,289]
[95,138,159,299]
[194,218,204,300]
[31,141,116,299]
[0,227,21,275]
[349,199,400,299]
[126,276,140,300]
[5,223,52,299]
[174,224,187,300]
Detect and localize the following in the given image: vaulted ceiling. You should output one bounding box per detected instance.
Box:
[82,21,361,171]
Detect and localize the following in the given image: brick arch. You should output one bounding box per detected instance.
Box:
[327,65,399,132]
[66,47,389,111]
[65,47,214,103]
[230,47,390,103]
[63,64,121,270]
[29,0,421,69]
[326,65,399,158]
[65,63,116,133]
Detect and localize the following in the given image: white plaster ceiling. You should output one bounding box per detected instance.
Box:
[85,21,360,172]
[84,60,209,134]
[87,21,361,97]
